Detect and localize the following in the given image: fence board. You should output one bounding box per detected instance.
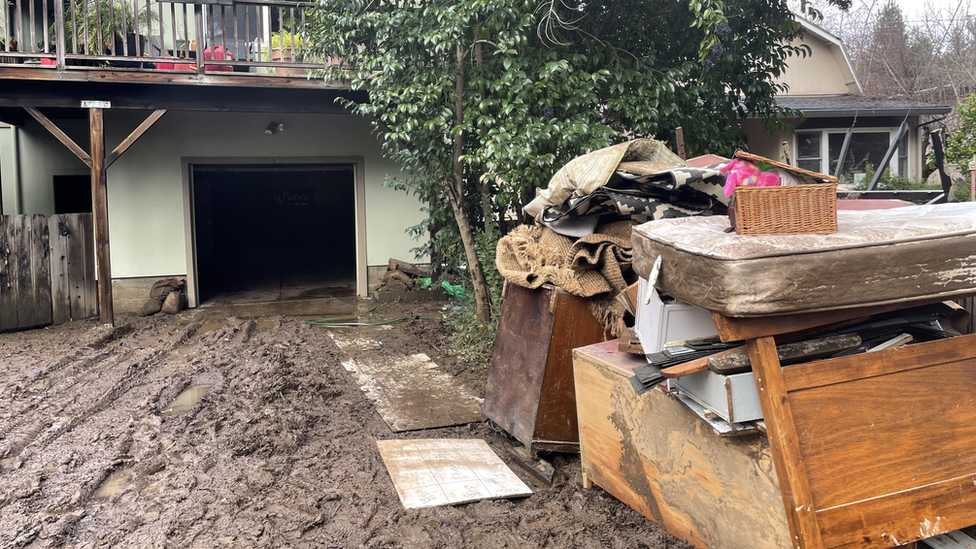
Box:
[1,216,23,330]
[15,215,33,326]
[49,215,72,325]
[0,214,94,332]
[59,213,99,322]
[32,214,53,327]
[0,217,15,331]
[81,214,98,319]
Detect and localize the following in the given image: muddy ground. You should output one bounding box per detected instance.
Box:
[0,301,690,548]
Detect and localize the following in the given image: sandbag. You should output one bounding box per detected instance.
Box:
[139,278,185,316]
[161,291,186,314]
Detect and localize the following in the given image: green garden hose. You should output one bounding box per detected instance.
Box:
[304,297,431,327]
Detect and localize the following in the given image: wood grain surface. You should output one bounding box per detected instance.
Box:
[574,342,791,549]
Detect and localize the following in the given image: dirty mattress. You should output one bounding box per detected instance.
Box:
[632,203,976,317]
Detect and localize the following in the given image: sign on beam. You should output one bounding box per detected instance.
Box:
[81,100,111,109]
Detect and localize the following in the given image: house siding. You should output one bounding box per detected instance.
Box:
[0,110,427,282]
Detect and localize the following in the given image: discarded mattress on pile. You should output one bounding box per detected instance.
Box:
[523,138,728,238]
[632,202,976,317]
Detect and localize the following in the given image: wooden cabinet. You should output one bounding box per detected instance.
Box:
[483,283,608,452]
[574,340,791,549]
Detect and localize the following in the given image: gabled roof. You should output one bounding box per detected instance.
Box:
[793,14,863,95]
[777,94,952,117]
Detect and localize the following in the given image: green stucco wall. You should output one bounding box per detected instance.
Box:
[0,110,427,278]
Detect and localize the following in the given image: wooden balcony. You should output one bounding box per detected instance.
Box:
[0,0,344,89]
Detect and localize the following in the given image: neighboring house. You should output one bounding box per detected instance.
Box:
[738,16,951,184]
[0,1,426,321]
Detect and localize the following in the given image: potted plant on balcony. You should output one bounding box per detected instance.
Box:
[59,0,157,66]
[266,30,305,76]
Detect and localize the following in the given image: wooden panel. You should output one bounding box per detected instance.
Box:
[535,289,608,445]
[0,215,54,331]
[661,346,744,378]
[32,214,52,326]
[709,295,974,342]
[783,334,976,392]
[0,66,349,90]
[790,358,976,510]
[0,216,18,331]
[62,213,97,321]
[80,213,98,319]
[816,473,976,549]
[482,283,556,447]
[29,214,52,327]
[14,215,33,326]
[573,343,791,549]
[49,215,71,325]
[65,213,87,319]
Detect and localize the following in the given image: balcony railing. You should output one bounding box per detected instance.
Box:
[0,0,336,77]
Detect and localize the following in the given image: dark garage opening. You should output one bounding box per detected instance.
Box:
[192,164,357,304]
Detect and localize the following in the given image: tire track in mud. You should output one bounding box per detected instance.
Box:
[11,322,202,463]
[0,320,214,547]
[0,325,138,449]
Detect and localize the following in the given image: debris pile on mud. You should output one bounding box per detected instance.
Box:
[0,311,687,548]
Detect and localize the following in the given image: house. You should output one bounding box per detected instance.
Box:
[0,0,426,323]
[738,16,952,184]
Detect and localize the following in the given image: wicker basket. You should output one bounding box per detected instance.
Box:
[727,151,839,236]
[729,183,839,235]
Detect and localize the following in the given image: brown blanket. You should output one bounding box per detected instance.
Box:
[496,221,634,334]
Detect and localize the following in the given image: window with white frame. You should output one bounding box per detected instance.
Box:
[795,128,906,184]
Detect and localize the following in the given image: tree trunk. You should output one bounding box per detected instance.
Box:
[480,177,496,239]
[445,185,492,323]
[449,46,492,323]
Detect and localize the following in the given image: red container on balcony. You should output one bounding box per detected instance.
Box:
[203,46,233,72]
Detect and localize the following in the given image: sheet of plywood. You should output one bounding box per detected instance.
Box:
[573,339,791,549]
[377,438,531,509]
[330,329,483,432]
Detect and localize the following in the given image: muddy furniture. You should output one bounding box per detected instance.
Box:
[715,304,976,549]
[484,283,608,452]
[576,297,976,549]
[574,340,791,549]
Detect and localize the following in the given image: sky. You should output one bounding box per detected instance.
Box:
[893,0,967,21]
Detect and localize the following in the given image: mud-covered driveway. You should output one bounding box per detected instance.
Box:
[0,305,687,548]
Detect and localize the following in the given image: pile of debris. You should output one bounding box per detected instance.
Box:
[376,259,429,292]
[496,138,728,336]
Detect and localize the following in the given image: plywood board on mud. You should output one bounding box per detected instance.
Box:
[377,438,532,509]
[329,329,483,432]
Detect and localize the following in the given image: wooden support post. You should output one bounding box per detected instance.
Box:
[89,108,113,325]
[676,126,686,160]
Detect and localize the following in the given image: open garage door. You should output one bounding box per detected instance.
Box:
[191,164,357,305]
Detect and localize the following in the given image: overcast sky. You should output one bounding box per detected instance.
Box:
[892,0,966,20]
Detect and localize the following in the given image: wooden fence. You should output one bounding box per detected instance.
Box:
[0,214,97,332]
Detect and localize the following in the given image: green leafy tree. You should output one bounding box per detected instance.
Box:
[306,0,846,322]
[947,94,976,181]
